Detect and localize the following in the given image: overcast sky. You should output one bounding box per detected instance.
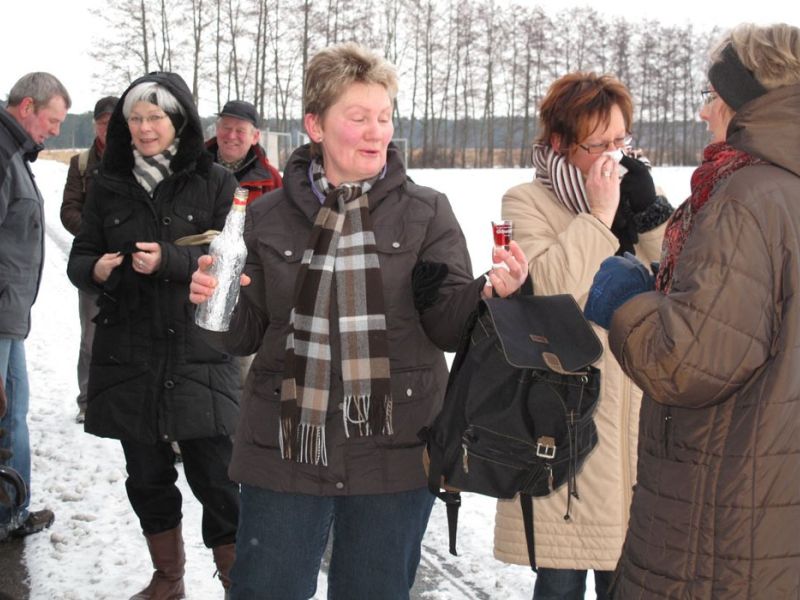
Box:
[2,0,798,114]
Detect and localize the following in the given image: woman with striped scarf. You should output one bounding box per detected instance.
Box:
[190,43,528,599]
[494,73,672,600]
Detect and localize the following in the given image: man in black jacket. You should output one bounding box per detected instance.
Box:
[0,72,70,542]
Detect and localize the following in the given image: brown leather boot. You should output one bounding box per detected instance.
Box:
[212,543,236,594]
[130,525,186,600]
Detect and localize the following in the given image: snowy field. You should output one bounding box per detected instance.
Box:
[15,158,692,599]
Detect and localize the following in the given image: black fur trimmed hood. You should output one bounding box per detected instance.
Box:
[102,71,213,177]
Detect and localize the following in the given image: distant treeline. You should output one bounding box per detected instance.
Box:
[48,113,710,168]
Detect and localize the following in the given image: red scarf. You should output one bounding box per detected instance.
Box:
[656,142,765,293]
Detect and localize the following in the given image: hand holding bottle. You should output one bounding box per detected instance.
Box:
[193,187,250,331]
[190,254,251,306]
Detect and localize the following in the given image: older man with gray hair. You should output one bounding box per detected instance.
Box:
[1,72,70,541]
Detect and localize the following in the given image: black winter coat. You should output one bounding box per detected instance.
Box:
[67,72,240,443]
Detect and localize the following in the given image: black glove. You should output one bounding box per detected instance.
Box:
[619,155,656,213]
[611,197,637,256]
[412,261,449,312]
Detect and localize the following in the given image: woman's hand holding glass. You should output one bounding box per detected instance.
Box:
[189,254,251,306]
[483,241,529,298]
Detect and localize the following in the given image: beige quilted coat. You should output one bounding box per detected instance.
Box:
[495,179,666,570]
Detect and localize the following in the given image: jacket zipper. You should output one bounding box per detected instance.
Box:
[663,406,673,457]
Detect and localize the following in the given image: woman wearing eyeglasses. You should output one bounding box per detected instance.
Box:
[67,72,241,598]
[493,72,672,600]
[583,23,800,598]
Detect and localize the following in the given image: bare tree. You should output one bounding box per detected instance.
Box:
[188,0,212,104]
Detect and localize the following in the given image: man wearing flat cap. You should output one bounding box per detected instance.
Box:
[206,100,282,204]
[60,94,118,424]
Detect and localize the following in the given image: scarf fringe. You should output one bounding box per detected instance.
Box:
[280,414,328,466]
[342,394,394,438]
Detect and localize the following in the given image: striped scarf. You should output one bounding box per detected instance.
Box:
[532,143,590,214]
[279,160,392,466]
[132,140,179,195]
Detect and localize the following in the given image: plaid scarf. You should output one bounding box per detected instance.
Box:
[280,159,392,465]
[132,139,178,195]
[532,143,590,214]
[656,141,765,293]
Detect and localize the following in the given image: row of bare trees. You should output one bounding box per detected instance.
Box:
[93,0,720,166]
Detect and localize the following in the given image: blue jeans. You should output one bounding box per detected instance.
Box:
[533,568,612,600]
[231,485,435,600]
[0,338,30,536]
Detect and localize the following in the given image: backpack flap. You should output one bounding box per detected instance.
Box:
[482,295,602,374]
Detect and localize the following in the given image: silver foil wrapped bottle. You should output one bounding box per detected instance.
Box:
[195,187,248,331]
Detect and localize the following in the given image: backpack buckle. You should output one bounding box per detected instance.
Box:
[536,436,556,459]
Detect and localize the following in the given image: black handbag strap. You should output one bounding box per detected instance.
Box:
[0,465,28,509]
[520,493,537,571]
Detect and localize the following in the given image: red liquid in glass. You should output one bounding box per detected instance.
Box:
[492,222,512,250]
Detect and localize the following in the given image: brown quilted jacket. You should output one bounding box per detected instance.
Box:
[609,84,800,599]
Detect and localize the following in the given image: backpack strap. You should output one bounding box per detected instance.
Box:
[78,148,90,177]
[520,493,537,571]
[419,425,463,556]
[443,491,461,556]
[78,149,91,193]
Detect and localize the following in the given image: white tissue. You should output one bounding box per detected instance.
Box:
[603,148,624,163]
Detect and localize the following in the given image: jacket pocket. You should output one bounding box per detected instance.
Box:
[172,202,211,236]
[256,235,302,323]
[103,205,137,251]
[629,453,710,584]
[376,366,441,449]
[243,370,283,449]
[373,222,428,318]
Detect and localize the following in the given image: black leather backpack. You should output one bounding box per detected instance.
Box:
[420,292,602,569]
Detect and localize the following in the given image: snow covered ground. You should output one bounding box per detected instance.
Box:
[14,158,692,599]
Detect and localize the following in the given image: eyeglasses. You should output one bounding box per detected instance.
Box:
[127,114,168,127]
[577,135,633,155]
[700,89,718,105]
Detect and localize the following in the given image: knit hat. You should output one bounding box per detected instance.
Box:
[218,100,259,127]
[93,96,119,120]
[708,43,767,111]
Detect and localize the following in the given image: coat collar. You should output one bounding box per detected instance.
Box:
[0,106,43,162]
[281,143,407,224]
[727,83,800,178]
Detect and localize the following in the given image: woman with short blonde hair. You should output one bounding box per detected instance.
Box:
[191,42,528,599]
